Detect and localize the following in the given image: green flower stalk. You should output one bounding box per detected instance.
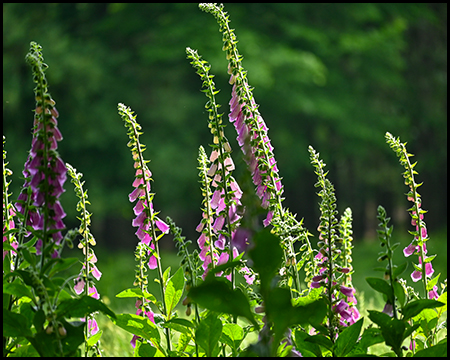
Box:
[338,208,355,288]
[66,163,102,355]
[375,205,401,319]
[309,146,359,341]
[199,3,307,298]
[118,103,171,351]
[187,47,255,287]
[385,132,436,299]
[3,136,18,271]
[199,3,283,226]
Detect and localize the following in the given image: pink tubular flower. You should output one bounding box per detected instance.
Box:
[340,285,355,297]
[17,94,67,258]
[129,171,169,270]
[411,256,434,282]
[228,84,283,227]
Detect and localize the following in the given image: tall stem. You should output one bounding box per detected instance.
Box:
[133,127,172,352]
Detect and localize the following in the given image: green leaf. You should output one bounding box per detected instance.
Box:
[366,277,394,302]
[436,291,447,317]
[164,267,185,320]
[393,281,406,308]
[3,307,33,337]
[48,257,79,277]
[87,330,102,346]
[136,343,157,357]
[293,329,322,357]
[195,312,222,357]
[110,313,160,343]
[265,287,327,349]
[3,278,36,303]
[392,262,408,279]
[368,310,405,356]
[248,228,283,295]
[221,323,244,353]
[56,295,116,319]
[334,317,364,357]
[20,247,36,267]
[305,334,334,351]
[188,278,258,328]
[163,318,194,335]
[116,287,157,303]
[426,273,440,291]
[402,299,444,321]
[413,342,447,357]
[163,266,171,287]
[357,327,384,352]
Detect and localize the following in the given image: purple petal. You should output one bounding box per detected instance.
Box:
[155,219,169,234]
[340,285,355,297]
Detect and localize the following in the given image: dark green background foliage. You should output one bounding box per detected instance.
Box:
[3,4,447,250]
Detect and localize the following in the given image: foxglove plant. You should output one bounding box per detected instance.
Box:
[118,103,172,351]
[4,42,116,358]
[385,132,437,299]
[3,136,18,270]
[198,3,310,298]
[16,42,67,264]
[309,146,359,341]
[365,204,446,357]
[186,47,255,287]
[66,163,102,355]
[337,208,359,319]
[199,3,283,227]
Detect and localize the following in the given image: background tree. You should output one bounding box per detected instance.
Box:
[3,3,447,251]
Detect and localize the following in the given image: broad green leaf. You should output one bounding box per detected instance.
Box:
[195,312,222,357]
[413,342,447,357]
[357,327,384,352]
[165,267,185,320]
[393,281,406,308]
[188,278,258,328]
[368,310,405,356]
[248,229,283,295]
[366,277,394,302]
[402,299,444,321]
[20,247,36,267]
[110,313,160,343]
[56,295,116,319]
[265,287,327,349]
[3,278,36,303]
[3,308,33,337]
[48,257,79,277]
[136,343,157,357]
[116,287,157,303]
[334,317,363,357]
[305,334,334,351]
[163,318,194,335]
[221,323,244,353]
[293,329,322,357]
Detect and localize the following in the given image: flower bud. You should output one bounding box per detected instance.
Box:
[58,326,67,337]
